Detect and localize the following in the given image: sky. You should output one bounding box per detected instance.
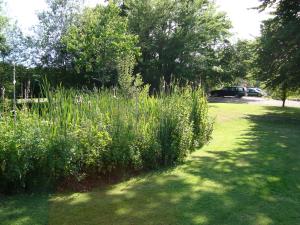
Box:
[5,0,272,40]
[215,0,272,40]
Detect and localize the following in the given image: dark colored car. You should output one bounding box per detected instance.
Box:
[247,88,263,97]
[210,86,247,98]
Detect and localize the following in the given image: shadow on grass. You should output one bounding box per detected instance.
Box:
[0,194,49,225]
[2,106,299,224]
[48,106,300,225]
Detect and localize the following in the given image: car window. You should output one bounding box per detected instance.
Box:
[238,87,243,92]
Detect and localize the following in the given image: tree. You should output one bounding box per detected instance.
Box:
[3,22,33,65]
[63,3,139,85]
[0,0,8,61]
[221,40,258,86]
[33,0,83,68]
[257,17,299,107]
[259,0,299,18]
[2,21,50,98]
[257,0,300,107]
[0,0,9,99]
[125,0,231,90]
[26,0,90,88]
[189,39,258,90]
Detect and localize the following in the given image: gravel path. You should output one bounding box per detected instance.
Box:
[209,96,300,108]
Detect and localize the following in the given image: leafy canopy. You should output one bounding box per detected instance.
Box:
[257,0,300,106]
[0,0,8,59]
[63,3,139,83]
[125,0,231,89]
[33,0,82,68]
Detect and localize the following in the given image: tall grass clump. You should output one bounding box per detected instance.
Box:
[0,81,212,194]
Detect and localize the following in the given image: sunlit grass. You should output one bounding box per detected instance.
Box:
[1,103,300,225]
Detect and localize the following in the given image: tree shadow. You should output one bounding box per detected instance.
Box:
[0,194,49,225]
[48,106,300,224]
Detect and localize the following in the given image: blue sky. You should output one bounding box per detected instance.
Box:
[5,0,272,39]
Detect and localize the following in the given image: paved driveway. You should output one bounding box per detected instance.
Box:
[209,96,300,108]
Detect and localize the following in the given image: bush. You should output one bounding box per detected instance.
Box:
[0,86,212,194]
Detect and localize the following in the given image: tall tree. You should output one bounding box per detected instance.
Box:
[33,0,83,68]
[192,39,258,89]
[4,22,33,65]
[125,0,231,90]
[0,0,9,99]
[63,3,139,85]
[257,0,300,107]
[0,0,8,61]
[259,0,300,18]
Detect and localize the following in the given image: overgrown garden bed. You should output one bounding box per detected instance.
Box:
[0,86,212,194]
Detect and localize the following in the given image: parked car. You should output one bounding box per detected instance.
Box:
[210,86,247,98]
[247,88,263,97]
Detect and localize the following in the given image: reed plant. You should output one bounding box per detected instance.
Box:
[0,83,213,193]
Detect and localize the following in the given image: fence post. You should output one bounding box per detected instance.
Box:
[13,63,17,123]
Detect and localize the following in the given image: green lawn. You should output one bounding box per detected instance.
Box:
[1,103,300,225]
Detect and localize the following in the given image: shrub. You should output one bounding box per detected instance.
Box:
[190,90,213,147]
[0,86,212,193]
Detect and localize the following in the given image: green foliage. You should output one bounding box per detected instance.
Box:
[33,0,82,67]
[1,0,235,92]
[257,0,300,106]
[0,0,8,57]
[117,54,146,97]
[4,104,300,225]
[46,104,300,225]
[190,90,213,147]
[0,62,38,100]
[0,84,212,193]
[63,3,139,84]
[222,40,258,85]
[126,0,231,89]
[4,22,33,65]
[267,85,291,107]
[259,0,299,19]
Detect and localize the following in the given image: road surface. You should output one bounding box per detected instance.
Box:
[209,96,300,108]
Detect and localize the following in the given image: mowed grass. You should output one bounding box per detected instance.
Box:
[1,103,300,225]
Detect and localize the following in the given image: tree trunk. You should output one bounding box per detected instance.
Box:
[282,98,286,107]
[281,87,287,108]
